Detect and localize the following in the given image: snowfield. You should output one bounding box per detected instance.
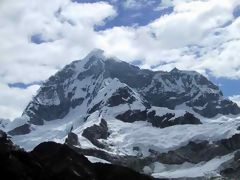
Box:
[10,111,240,154]
[8,111,240,178]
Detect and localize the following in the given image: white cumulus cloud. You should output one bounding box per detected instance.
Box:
[0,83,40,120]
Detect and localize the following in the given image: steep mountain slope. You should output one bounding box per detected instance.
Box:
[3,49,240,179]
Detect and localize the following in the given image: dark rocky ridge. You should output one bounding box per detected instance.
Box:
[87,84,150,115]
[21,50,240,126]
[0,130,155,180]
[147,111,201,128]
[8,123,31,136]
[107,86,139,107]
[115,110,201,128]
[116,110,148,123]
[103,59,240,118]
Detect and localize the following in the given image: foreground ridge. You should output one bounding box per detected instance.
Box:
[0,130,154,180]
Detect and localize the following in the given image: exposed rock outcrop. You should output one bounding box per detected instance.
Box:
[65,132,80,146]
[115,110,201,128]
[116,110,148,123]
[107,86,136,107]
[82,119,109,148]
[147,111,201,128]
[8,123,31,136]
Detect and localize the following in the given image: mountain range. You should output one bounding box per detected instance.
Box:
[1,49,240,179]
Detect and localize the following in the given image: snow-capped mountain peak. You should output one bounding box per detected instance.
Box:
[16,49,239,126]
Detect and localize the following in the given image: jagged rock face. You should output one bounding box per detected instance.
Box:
[103,60,240,117]
[103,59,155,89]
[147,112,201,128]
[113,109,201,127]
[23,63,85,125]
[82,119,109,148]
[0,130,22,152]
[21,49,240,126]
[107,87,139,107]
[116,110,148,123]
[65,132,80,146]
[191,95,240,118]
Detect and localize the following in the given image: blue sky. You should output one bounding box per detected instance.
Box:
[0,0,240,119]
[210,77,240,96]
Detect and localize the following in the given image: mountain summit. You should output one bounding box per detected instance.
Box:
[21,49,239,125]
